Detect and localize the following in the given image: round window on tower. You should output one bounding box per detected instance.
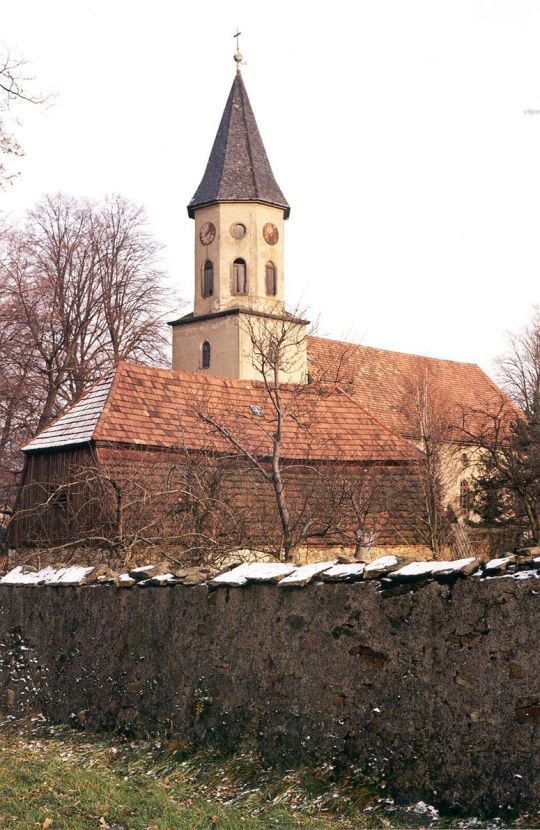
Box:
[230,223,247,240]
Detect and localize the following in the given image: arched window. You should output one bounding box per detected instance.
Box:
[459,479,471,514]
[201,340,211,370]
[232,258,247,294]
[265,261,277,296]
[202,260,214,298]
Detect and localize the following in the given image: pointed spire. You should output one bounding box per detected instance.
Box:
[187,73,290,218]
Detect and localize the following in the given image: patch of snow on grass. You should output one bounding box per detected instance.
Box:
[412,800,439,819]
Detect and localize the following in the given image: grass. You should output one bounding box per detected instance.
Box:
[0,716,538,829]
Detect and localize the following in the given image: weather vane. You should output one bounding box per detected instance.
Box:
[234,30,243,70]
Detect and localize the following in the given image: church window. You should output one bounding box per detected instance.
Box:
[265,261,277,296]
[202,260,214,298]
[459,479,472,514]
[232,258,247,294]
[201,340,211,369]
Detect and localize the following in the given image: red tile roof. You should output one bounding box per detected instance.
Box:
[307,336,507,439]
[24,336,511,459]
[24,361,419,463]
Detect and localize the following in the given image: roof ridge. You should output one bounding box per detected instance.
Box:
[92,363,124,441]
[215,78,236,199]
[307,334,484,371]
[238,76,259,199]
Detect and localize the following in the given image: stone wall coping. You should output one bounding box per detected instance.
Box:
[1,551,539,589]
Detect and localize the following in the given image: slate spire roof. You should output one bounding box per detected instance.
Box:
[188,72,290,218]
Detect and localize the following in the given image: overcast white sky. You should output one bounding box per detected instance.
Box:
[2,0,540,375]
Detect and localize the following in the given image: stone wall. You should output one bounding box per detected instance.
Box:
[0,576,538,815]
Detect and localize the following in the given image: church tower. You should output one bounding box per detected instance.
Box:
[170,47,308,383]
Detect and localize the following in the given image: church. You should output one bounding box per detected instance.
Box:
[11,54,505,561]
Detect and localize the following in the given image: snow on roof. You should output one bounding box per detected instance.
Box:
[23,373,115,452]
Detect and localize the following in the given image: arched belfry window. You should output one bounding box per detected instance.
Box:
[202,260,214,298]
[201,340,211,369]
[232,258,247,294]
[265,261,277,296]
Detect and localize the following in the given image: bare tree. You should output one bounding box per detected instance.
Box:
[0,193,175,507]
[0,48,47,185]
[497,306,540,421]
[459,309,540,545]
[1,193,172,428]
[0,282,44,512]
[399,362,454,557]
[92,195,169,367]
[195,310,314,561]
[193,311,406,561]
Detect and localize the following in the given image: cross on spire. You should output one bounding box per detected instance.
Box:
[233,30,243,71]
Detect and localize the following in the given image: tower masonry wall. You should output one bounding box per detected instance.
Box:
[172,314,241,376]
[193,202,285,316]
[0,577,538,815]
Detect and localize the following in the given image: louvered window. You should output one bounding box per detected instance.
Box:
[265,261,277,296]
[232,258,247,294]
[202,260,214,298]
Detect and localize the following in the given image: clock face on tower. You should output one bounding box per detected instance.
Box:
[263,222,279,245]
[199,222,216,246]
